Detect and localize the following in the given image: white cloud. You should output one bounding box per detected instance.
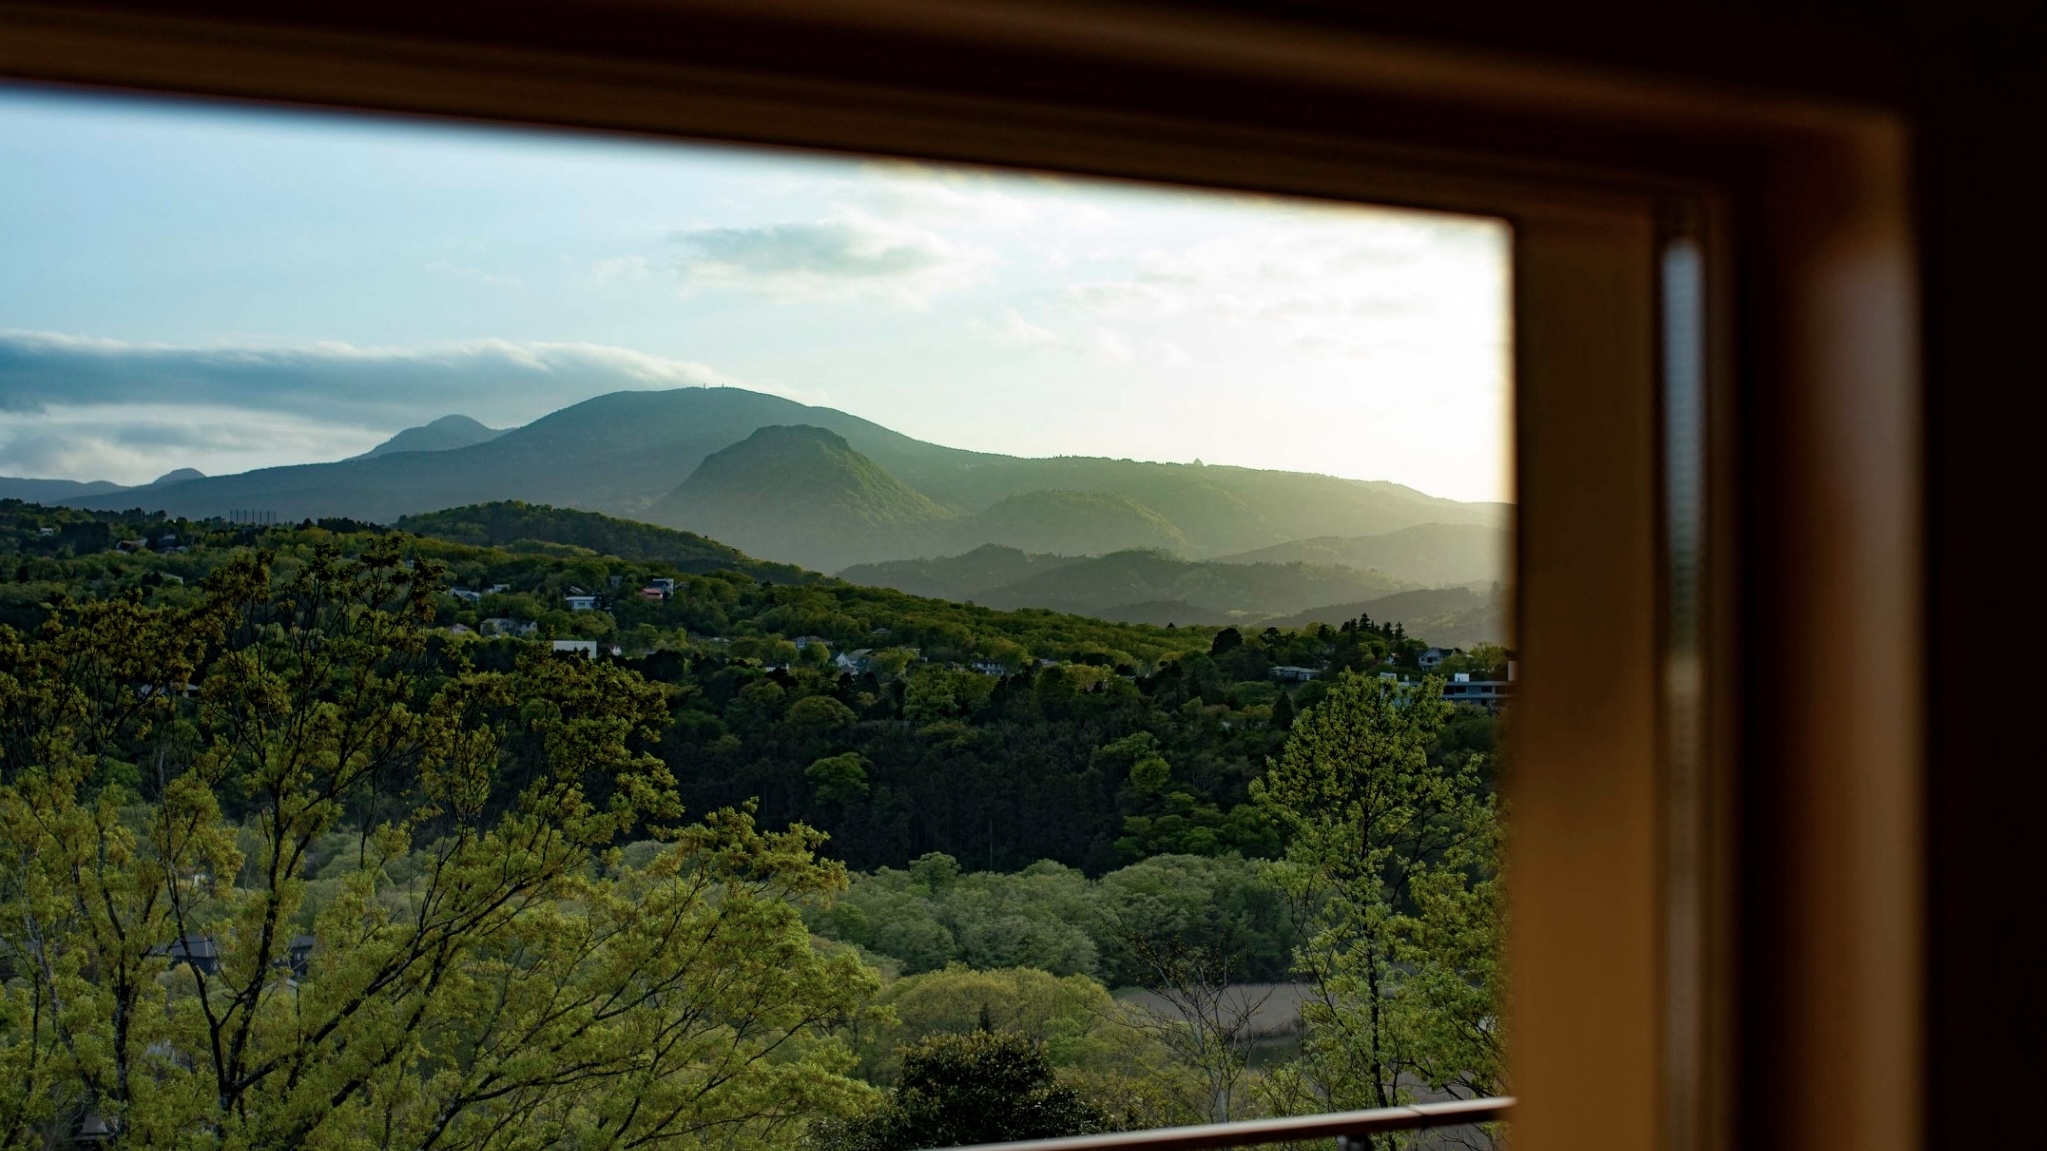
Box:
[0,331,759,421]
[671,212,989,305]
[0,404,385,485]
[0,332,786,482]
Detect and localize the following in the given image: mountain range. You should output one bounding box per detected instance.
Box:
[0,468,205,505]
[6,386,1512,639]
[841,544,1415,624]
[0,411,497,504]
[33,387,1503,556]
[398,504,1508,642]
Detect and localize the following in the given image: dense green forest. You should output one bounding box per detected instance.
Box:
[0,500,1504,875]
[0,500,1504,1148]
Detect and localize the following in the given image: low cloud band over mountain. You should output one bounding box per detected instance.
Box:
[0,331,755,482]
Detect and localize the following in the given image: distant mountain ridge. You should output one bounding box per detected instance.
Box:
[1,477,129,503]
[944,490,1188,557]
[848,546,1413,624]
[354,414,504,459]
[1271,586,1508,648]
[62,386,1509,574]
[840,545,1088,601]
[1217,523,1509,588]
[0,468,206,505]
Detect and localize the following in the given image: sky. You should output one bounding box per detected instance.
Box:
[0,85,1514,503]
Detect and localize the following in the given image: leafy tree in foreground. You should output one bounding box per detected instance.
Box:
[826,1031,1106,1151]
[1250,672,1502,1145]
[0,543,878,1149]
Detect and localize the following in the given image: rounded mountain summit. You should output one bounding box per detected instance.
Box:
[650,425,950,573]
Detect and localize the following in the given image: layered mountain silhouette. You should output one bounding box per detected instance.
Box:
[1269,586,1507,648]
[395,503,1509,643]
[650,426,951,572]
[838,545,1087,602]
[840,521,1508,634]
[61,387,1503,553]
[0,468,205,504]
[944,490,1188,557]
[0,477,128,503]
[54,386,1511,626]
[354,414,504,459]
[1216,522,1509,588]
[845,546,1412,624]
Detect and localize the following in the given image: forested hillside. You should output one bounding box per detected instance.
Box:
[0,499,1501,872]
[396,499,812,583]
[1,498,1505,1147]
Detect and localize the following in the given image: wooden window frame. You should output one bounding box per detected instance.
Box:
[0,6,1922,1151]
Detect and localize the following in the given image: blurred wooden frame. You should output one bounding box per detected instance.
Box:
[0,5,1921,1151]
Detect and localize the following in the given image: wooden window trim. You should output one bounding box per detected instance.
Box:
[0,6,1923,1151]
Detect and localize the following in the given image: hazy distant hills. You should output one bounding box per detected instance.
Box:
[1217,523,1509,588]
[0,468,205,505]
[840,545,1086,602]
[62,387,1504,557]
[0,477,130,503]
[354,414,503,459]
[847,546,1412,625]
[946,490,1189,557]
[399,503,1507,643]
[1270,586,1507,649]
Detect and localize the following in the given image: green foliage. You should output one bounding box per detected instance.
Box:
[856,966,1160,1084]
[1251,671,1503,1134]
[0,544,877,1148]
[788,694,859,729]
[808,752,873,803]
[0,499,1513,1146]
[398,500,810,582]
[825,1031,1106,1151]
[0,504,1499,882]
[812,853,1295,986]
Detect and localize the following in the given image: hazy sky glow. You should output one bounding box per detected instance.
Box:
[0,86,1513,502]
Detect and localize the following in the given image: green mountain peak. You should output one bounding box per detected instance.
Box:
[651,424,953,571]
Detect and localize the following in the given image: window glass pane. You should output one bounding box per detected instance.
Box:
[0,86,1512,1149]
